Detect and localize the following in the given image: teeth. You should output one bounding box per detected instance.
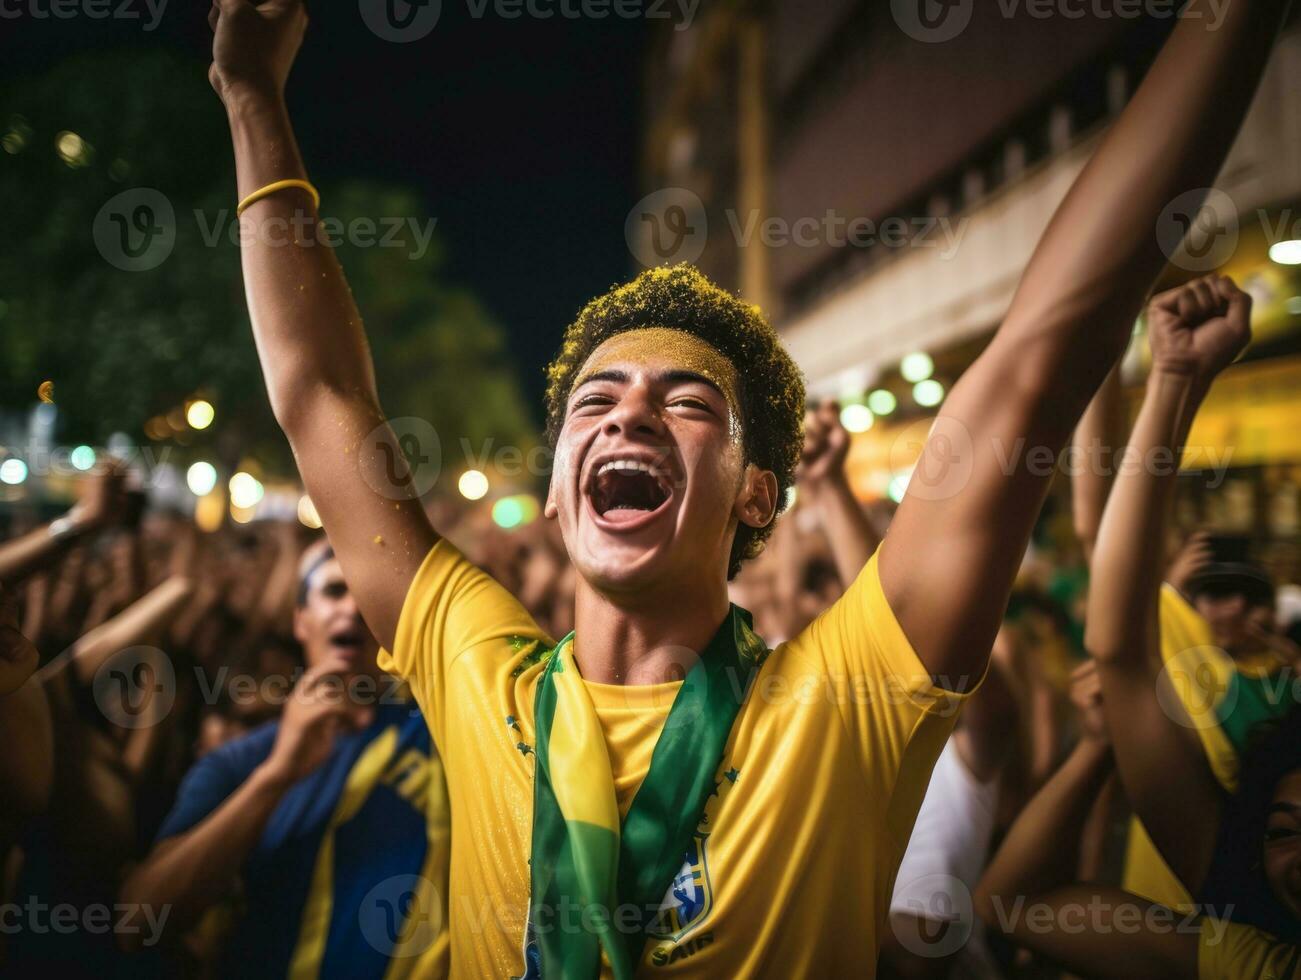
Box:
[597,459,661,478]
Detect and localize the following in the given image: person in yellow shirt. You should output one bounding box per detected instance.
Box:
[204,0,1287,973]
[977,275,1301,978]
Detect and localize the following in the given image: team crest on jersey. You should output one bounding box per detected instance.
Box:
[648,834,714,942]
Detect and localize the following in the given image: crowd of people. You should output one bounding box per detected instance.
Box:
[3,0,1301,976]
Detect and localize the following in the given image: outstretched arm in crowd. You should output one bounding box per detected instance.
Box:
[207,0,437,651]
[0,585,53,830]
[0,467,126,586]
[878,0,1287,689]
[974,662,1198,977]
[1085,275,1252,895]
[119,654,371,949]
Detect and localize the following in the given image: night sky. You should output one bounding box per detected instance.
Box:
[0,1,649,415]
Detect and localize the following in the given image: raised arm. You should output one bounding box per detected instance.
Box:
[208,0,437,649]
[973,662,1197,979]
[880,0,1288,686]
[0,467,126,587]
[1085,275,1251,893]
[798,400,880,587]
[1072,364,1125,566]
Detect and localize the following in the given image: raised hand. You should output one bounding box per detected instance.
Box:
[798,399,851,489]
[1147,274,1252,385]
[1166,530,1212,596]
[261,656,373,786]
[1068,660,1107,745]
[208,0,309,104]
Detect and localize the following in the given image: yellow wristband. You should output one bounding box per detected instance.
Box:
[236,179,321,217]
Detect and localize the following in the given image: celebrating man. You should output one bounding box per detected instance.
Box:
[121,540,449,978]
[205,0,1288,974]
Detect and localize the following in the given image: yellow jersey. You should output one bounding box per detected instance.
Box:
[379,539,971,978]
[1198,919,1300,979]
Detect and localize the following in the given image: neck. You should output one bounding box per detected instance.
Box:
[571,575,732,685]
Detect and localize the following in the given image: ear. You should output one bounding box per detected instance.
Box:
[543,478,558,520]
[292,605,309,646]
[734,464,778,531]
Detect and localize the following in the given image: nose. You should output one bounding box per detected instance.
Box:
[602,381,666,439]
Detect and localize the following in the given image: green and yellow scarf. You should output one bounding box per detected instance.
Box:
[527,606,767,978]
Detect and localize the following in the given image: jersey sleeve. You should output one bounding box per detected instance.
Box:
[1198,919,1300,979]
[377,537,549,750]
[781,551,981,847]
[1157,585,1239,791]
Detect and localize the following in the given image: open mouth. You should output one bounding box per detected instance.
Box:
[586,458,674,529]
[328,628,366,656]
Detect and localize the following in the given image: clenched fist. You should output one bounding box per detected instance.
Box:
[1147,274,1252,385]
[208,0,309,105]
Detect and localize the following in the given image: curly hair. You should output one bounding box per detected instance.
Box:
[544,265,806,579]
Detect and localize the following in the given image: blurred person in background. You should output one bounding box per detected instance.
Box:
[120,538,450,978]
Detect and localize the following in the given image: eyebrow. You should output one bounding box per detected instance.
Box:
[1267,802,1301,817]
[572,369,727,400]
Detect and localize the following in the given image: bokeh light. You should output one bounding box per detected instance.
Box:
[458,469,489,500]
[297,494,323,529]
[70,445,96,471]
[0,458,28,485]
[186,461,218,497]
[867,389,897,416]
[229,471,265,509]
[913,379,946,408]
[901,352,934,383]
[186,399,215,430]
[840,403,874,433]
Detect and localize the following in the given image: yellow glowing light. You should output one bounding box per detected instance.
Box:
[228,471,264,509]
[840,404,874,433]
[1269,240,1301,266]
[297,494,322,529]
[458,469,489,501]
[194,489,224,532]
[867,389,897,416]
[230,504,255,524]
[185,399,215,430]
[56,131,91,168]
[901,352,934,384]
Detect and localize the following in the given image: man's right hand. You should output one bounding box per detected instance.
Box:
[208,0,308,106]
[1147,274,1252,387]
[260,657,373,786]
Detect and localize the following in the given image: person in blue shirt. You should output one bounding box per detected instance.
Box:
[120,539,449,978]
